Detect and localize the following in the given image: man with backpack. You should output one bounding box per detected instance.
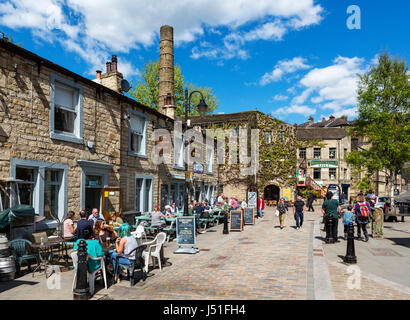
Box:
[355,194,371,242]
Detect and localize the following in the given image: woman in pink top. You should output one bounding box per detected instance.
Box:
[63,211,76,240]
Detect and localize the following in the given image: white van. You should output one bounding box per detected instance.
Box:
[327,184,340,202]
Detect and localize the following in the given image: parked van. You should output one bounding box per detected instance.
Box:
[326,184,340,202]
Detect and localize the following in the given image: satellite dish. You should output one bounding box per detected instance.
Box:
[121,79,131,92]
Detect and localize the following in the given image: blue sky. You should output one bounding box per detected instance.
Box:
[0,0,409,124]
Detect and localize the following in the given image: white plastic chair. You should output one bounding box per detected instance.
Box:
[131,224,147,242]
[142,232,166,273]
[71,251,107,296]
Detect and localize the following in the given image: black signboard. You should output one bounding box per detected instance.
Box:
[244,207,255,225]
[176,216,196,246]
[230,210,243,231]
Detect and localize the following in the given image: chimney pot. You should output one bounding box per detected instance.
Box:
[106,61,112,74]
[329,115,335,120]
[96,70,102,79]
[111,55,118,72]
[322,117,326,122]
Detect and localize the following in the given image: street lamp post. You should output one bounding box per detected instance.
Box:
[183,88,208,216]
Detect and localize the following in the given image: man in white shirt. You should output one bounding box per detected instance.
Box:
[88,208,105,226]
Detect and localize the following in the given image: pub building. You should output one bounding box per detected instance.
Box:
[0,26,219,233]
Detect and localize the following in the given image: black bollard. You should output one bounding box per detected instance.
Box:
[223,212,229,234]
[73,239,89,300]
[344,222,357,263]
[328,217,335,243]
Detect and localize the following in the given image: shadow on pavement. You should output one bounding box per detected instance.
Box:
[386,238,410,248]
[0,279,38,293]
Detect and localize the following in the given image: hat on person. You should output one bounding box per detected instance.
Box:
[165,205,171,210]
[154,205,159,210]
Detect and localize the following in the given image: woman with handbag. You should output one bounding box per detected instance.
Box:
[277,197,288,229]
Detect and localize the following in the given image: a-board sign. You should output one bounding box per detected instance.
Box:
[243,207,255,225]
[230,210,243,231]
[176,216,196,246]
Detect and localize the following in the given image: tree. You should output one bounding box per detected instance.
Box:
[345,51,410,196]
[129,59,218,116]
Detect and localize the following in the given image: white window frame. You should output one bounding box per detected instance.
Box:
[174,134,185,170]
[206,145,214,174]
[264,131,272,143]
[128,108,148,158]
[329,168,337,180]
[329,148,337,159]
[314,148,321,159]
[50,73,83,144]
[135,174,153,214]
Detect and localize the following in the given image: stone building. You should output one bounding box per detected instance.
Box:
[296,115,405,201]
[190,110,297,204]
[0,27,218,229]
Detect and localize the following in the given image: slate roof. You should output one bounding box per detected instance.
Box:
[296,127,348,140]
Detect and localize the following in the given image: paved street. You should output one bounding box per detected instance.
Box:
[1,206,409,300]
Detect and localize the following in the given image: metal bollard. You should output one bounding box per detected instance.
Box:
[326,216,334,243]
[344,222,357,264]
[223,212,229,234]
[73,240,89,300]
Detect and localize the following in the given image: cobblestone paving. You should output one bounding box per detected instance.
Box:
[327,262,410,300]
[102,208,319,300]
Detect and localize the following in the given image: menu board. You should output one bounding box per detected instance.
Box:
[230,210,243,231]
[243,207,255,225]
[247,191,257,208]
[176,216,196,246]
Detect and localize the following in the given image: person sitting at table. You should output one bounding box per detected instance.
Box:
[63,210,76,241]
[109,223,140,283]
[203,200,211,210]
[73,226,104,295]
[74,210,94,241]
[110,212,124,227]
[94,219,118,250]
[241,200,247,209]
[170,202,178,214]
[151,206,165,230]
[164,205,175,218]
[188,204,194,216]
[88,208,105,226]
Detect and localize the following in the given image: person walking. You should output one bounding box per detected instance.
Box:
[293,196,305,230]
[257,196,265,218]
[277,197,288,229]
[307,192,315,212]
[355,194,371,242]
[322,191,341,242]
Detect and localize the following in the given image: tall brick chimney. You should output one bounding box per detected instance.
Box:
[101,55,124,94]
[158,25,176,119]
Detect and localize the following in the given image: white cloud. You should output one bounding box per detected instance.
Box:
[272,104,316,115]
[272,94,289,101]
[298,56,366,113]
[0,0,323,73]
[260,57,311,85]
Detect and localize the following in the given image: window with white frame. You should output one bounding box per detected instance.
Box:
[314,148,321,159]
[44,169,62,221]
[329,168,337,180]
[135,176,153,214]
[299,148,306,159]
[174,134,184,169]
[206,145,213,174]
[129,111,147,156]
[278,131,285,143]
[264,131,272,143]
[50,74,83,144]
[329,148,336,159]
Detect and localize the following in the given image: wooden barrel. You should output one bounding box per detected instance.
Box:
[0,257,15,281]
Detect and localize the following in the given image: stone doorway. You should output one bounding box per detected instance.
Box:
[264,185,280,202]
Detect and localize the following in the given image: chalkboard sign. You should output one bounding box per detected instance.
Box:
[176,216,196,246]
[230,210,243,231]
[243,207,255,225]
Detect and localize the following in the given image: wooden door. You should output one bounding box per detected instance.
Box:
[101,188,122,222]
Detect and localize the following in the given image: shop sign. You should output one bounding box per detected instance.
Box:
[310,160,338,168]
[193,163,204,174]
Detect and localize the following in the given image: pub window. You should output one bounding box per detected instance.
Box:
[329,148,336,159]
[329,168,337,180]
[50,73,83,144]
[135,176,153,214]
[16,167,36,207]
[129,111,147,156]
[299,148,306,159]
[314,148,321,159]
[44,169,62,221]
[313,168,321,180]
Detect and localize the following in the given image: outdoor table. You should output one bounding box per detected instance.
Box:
[31,241,62,277]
